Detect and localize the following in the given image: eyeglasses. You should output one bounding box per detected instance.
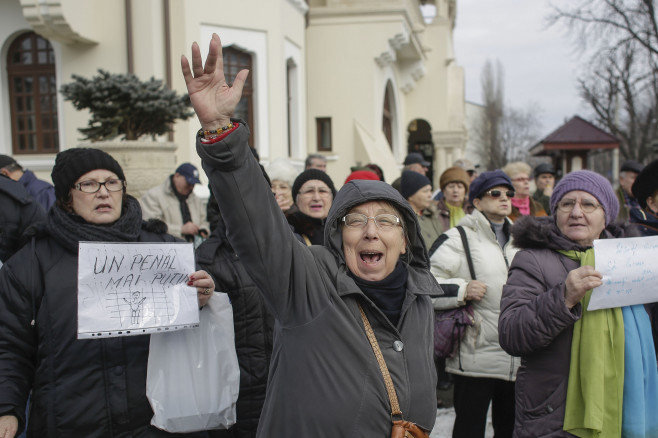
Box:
[511,177,530,183]
[483,189,515,198]
[75,179,126,193]
[556,198,601,214]
[342,213,401,230]
[298,187,332,197]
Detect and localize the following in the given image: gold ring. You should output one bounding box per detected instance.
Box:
[202,288,212,295]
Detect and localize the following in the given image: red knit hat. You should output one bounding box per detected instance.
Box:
[344,170,379,184]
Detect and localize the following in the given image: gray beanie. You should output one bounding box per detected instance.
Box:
[550,170,619,225]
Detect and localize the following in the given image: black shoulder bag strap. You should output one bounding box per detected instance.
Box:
[456,226,476,280]
[455,225,476,372]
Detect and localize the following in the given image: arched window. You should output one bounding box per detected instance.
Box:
[223,46,254,146]
[7,32,59,154]
[382,86,393,150]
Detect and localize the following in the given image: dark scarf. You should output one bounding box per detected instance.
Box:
[349,261,408,326]
[47,196,143,253]
[285,210,325,245]
[170,175,193,240]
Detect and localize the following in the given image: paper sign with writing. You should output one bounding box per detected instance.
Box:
[78,242,199,339]
[590,235,658,310]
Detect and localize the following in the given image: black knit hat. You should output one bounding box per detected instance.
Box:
[291,168,336,200]
[401,170,431,199]
[52,148,126,201]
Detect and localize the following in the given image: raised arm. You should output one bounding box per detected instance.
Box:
[181,35,329,325]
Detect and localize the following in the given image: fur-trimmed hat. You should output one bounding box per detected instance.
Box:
[550,170,619,225]
[439,166,470,192]
[291,168,336,200]
[631,159,658,209]
[401,170,431,199]
[51,148,126,201]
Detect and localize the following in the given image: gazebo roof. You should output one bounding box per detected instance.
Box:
[530,116,619,155]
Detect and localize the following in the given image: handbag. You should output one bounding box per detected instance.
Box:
[358,304,430,438]
[146,292,240,433]
[433,226,476,359]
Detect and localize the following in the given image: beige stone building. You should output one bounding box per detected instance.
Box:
[0,0,465,196]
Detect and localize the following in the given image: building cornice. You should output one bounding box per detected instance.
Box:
[20,0,96,45]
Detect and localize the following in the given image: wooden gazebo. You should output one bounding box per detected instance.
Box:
[530,116,620,176]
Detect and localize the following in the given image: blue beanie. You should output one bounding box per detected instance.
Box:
[401,170,431,199]
[550,170,619,225]
[468,170,514,204]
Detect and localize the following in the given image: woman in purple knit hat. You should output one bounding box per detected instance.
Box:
[498,170,658,438]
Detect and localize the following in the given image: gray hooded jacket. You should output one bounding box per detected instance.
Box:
[196,121,439,437]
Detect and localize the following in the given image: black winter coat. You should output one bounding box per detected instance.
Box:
[0,175,46,263]
[0,220,205,437]
[195,219,274,438]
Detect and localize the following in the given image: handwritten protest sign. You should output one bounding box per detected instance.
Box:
[590,235,658,310]
[78,242,199,339]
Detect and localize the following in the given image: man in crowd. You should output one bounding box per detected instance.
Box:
[392,152,430,192]
[616,159,644,223]
[531,162,556,214]
[140,163,209,242]
[305,154,327,172]
[0,155,55,211]
[453,158,479,183]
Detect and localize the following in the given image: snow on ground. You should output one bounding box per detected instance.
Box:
[430,408,493,438]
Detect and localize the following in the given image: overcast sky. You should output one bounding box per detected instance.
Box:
[451,0,587,137]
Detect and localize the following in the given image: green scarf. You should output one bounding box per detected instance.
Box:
[558,249,625,438]
[447,203,465,228]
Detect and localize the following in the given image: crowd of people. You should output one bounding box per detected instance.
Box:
[0,33,657,438]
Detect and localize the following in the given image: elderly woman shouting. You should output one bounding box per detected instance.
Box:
[499,170,658,438]
[182,34,439,437]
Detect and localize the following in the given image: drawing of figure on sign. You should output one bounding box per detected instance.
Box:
[123,291,147,324]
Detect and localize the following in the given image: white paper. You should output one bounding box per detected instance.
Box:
[589,235,658,310]
[77,242,199,339]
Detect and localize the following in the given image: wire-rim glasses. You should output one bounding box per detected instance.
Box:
[556,198,601,214]
[342,213,401,230]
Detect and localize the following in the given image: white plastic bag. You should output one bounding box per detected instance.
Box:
[147,292,240,433]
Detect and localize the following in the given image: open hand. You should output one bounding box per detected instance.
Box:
[181,33,249,131]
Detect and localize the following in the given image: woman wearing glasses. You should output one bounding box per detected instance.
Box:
[429,170,519,438]
[499,170,658,437]
[183,34,440,436]
[0,148,214,438]
[502,161,547,222]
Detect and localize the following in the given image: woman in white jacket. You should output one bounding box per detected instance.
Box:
[430,170,519,438]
